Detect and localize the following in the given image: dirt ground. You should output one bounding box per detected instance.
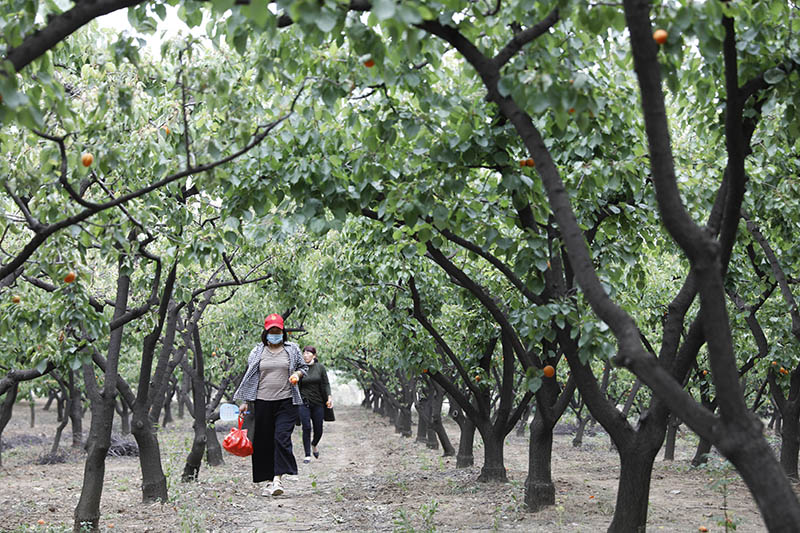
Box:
[0,400,773,532]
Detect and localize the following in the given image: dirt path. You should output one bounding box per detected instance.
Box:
[0,402,768,531]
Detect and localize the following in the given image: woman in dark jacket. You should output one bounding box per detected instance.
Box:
[234,313,308,497]
[298,346,332,464]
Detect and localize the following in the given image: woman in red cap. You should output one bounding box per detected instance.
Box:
[234,313,308,496]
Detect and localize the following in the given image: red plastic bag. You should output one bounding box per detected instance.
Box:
[223,415,253,457]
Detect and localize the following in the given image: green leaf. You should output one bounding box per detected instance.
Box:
[763,68,786,85]
[372,0,396,20]
[315,9,338,32]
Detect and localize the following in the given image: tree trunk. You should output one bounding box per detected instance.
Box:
[426,421,439,449]
[450,403,475,467]
[73,262,130,533]
[525,407,555,511]
[396,406,412,437]
[182,423,206,481]
[117,399,131,436]
[0,383,19,468]
[49,397,71,457]
[720,418,800,530]
[205,424,224,466]
[415,399,429,444]
[73,384,115,533]
[572,415,589,447]
[691,437,713,467]
[29,398,35,428]
[663,415,679,461]
[44,389,57,411]
[57,394,65,422]
[606,448,658,533]
[779,401,800,481]
[179,371,190,419]
[68,370,83,447]
[130,410,168,502]
[516,404,532,437]
[429,386,454,455]
[162,388,174,427]
[477,432,507,482]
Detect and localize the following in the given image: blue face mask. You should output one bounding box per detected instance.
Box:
[266,333,283,345]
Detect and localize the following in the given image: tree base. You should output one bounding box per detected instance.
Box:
[524,479,555,512]
[478,465,508,483]
[456,454,474,468]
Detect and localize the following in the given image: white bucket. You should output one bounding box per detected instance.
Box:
[219,403,240,423]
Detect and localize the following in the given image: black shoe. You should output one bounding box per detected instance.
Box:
[312,447,319,459]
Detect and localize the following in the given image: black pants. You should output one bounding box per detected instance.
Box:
[251,398,298,482]
[298,403,325,457]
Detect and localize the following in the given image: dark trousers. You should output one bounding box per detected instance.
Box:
[298,403,325,457]
[251,398,298,482]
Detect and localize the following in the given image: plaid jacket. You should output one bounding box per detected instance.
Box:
[233,342,308,405]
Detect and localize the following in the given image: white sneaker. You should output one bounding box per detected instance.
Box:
[261,482,273,497]
[270,477,284,496]
[304,456,311,464]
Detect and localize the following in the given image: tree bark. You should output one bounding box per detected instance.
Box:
[663,415,679,461]
[395,406,412,437]
[525,407,555,511]
[73,260,130,533]
[205,424,224,467]
[429,383,454,456]
[606,447,657,533]
[691,437,713,467]
[450,402,475,468]
[68,369,83,447]
[415,397,429,444]
[0,383,19,468]
[477,432,507,482]
[117,399,131,436]
[572,414,589,447]
[130,408,168,501]
[779,402,800,481]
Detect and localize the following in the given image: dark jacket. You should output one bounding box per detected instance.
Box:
[299,361,331,406]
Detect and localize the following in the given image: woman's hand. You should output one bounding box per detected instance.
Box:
[326,398,333,409]
[289,372,301,385]
[239,402,248,414]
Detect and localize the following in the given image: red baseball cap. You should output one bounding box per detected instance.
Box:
[263,313,284,330]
